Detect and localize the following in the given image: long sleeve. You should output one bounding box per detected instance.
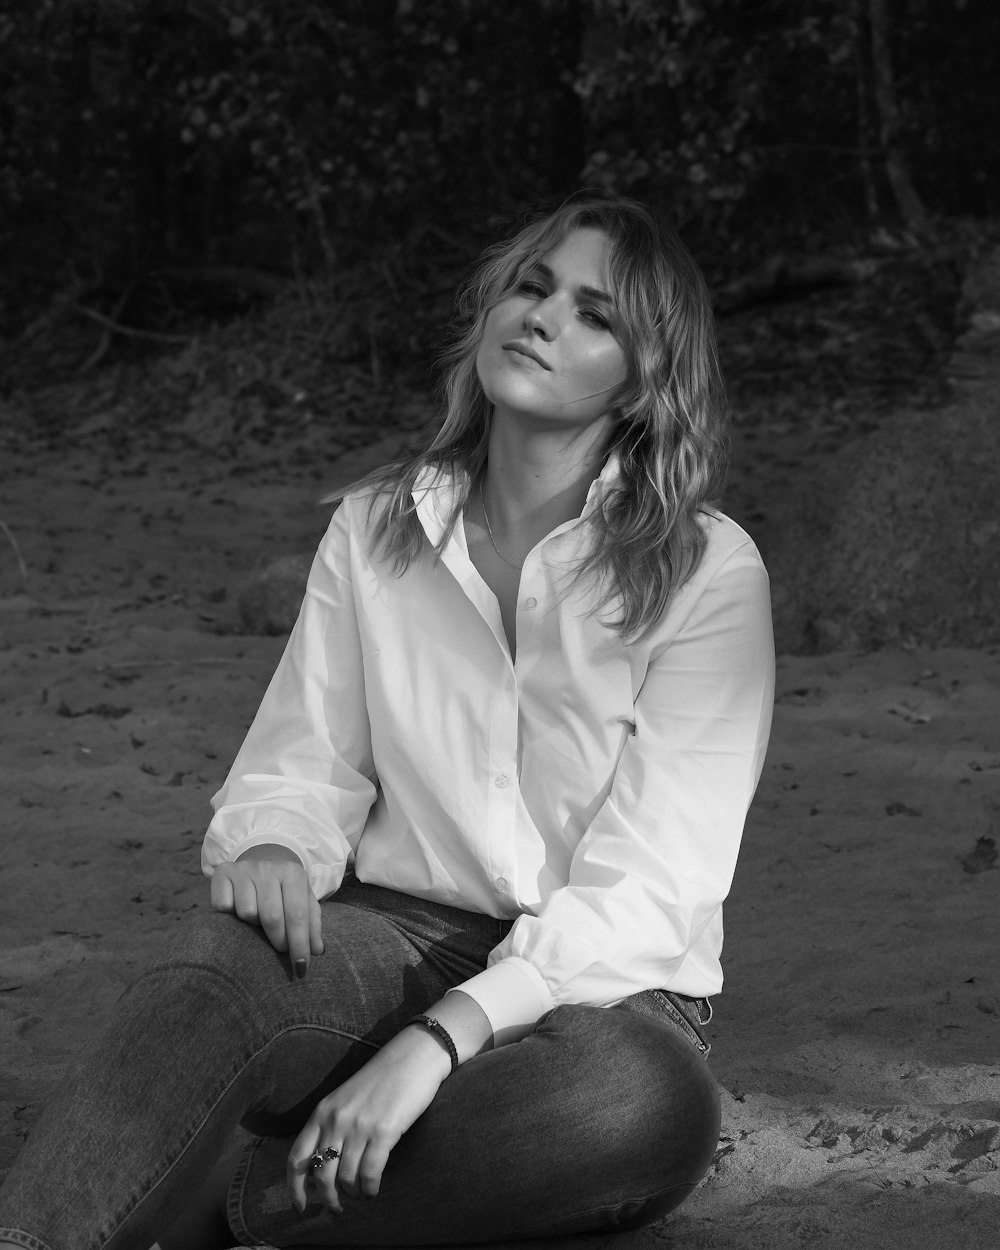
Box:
[201,500,378,900]
[454,536,775,1043]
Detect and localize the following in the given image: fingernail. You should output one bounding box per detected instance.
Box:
[294,959,308,979]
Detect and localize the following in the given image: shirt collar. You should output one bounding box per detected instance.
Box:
[412,451,622,548]
[585,450,622,511]
[411,462,467,548]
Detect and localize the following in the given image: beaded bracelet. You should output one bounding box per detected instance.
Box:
[406,1014,459,1073]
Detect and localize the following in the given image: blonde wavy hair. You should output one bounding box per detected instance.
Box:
[339,193,728,640]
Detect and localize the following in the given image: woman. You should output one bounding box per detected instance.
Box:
[0,193,774,1249]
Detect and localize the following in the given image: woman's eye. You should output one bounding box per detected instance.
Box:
[580,308,611,330]
[517,279,547,297]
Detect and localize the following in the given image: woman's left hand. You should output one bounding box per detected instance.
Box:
[287,1025,452,1214]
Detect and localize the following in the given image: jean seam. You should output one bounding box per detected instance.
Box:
[644,991,711,1057]
[126,958,274,1030]
[225,1024,383,1240]
[100,1022,377,1250]
[602,994,709,1059]
[128,958,388,1045]
[226,1139,260,1245]
[0,1229,54,1250]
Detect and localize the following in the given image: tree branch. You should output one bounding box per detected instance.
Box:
[714,253,882,315]
[867,0,935,240]
[71,304,191,345]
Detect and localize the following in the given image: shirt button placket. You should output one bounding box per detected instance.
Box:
[487,664,517,904]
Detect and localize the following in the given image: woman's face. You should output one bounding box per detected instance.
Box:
[475,227,629,437]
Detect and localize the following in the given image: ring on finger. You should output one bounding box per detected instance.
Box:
[309,1152,326,1173]
[323,1147,341,1161]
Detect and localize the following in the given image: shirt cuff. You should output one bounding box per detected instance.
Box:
[451,957,554,1048]
[203,831,308,871]
[201,833,346,900]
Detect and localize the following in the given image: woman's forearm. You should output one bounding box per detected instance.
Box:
[288,991,497,1208]
[408,989,495,1065]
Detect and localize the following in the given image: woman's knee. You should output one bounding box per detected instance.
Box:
[533,1004,721,1184]
[121,909,286,1022]
[152,908,277,972]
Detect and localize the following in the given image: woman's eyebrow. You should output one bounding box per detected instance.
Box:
[534,262,613,304]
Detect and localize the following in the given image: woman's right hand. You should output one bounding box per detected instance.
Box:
[210,845,324,977]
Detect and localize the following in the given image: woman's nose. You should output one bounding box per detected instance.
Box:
[523,305,553,338]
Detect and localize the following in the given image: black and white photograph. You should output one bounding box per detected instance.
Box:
[1,3,998,1248]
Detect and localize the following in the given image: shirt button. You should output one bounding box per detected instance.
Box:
[495,876,509,892]
[494,773,509,788]
[524,596,538,609]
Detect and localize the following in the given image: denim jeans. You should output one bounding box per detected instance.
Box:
[0,876,720,1250]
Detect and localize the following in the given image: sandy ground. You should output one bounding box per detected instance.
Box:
[1,424,998,1250]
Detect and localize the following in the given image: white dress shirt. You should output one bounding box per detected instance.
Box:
[203,455,775,1044]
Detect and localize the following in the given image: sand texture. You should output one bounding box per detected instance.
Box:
[1,435,998,1249]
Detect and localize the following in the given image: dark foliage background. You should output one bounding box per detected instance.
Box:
[2,0,996,344]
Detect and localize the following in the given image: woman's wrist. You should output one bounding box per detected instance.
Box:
[405,1014,459,1072]
[234,842,302,863]
[403,989,494,1067]
[389,1020,455,1082]
[402,1017,458,1077]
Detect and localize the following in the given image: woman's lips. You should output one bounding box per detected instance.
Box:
[503,342,550,369]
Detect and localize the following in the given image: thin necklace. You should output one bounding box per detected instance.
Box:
[479,479,523,570]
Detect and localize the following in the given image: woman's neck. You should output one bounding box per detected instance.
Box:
[479,418,610,551]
